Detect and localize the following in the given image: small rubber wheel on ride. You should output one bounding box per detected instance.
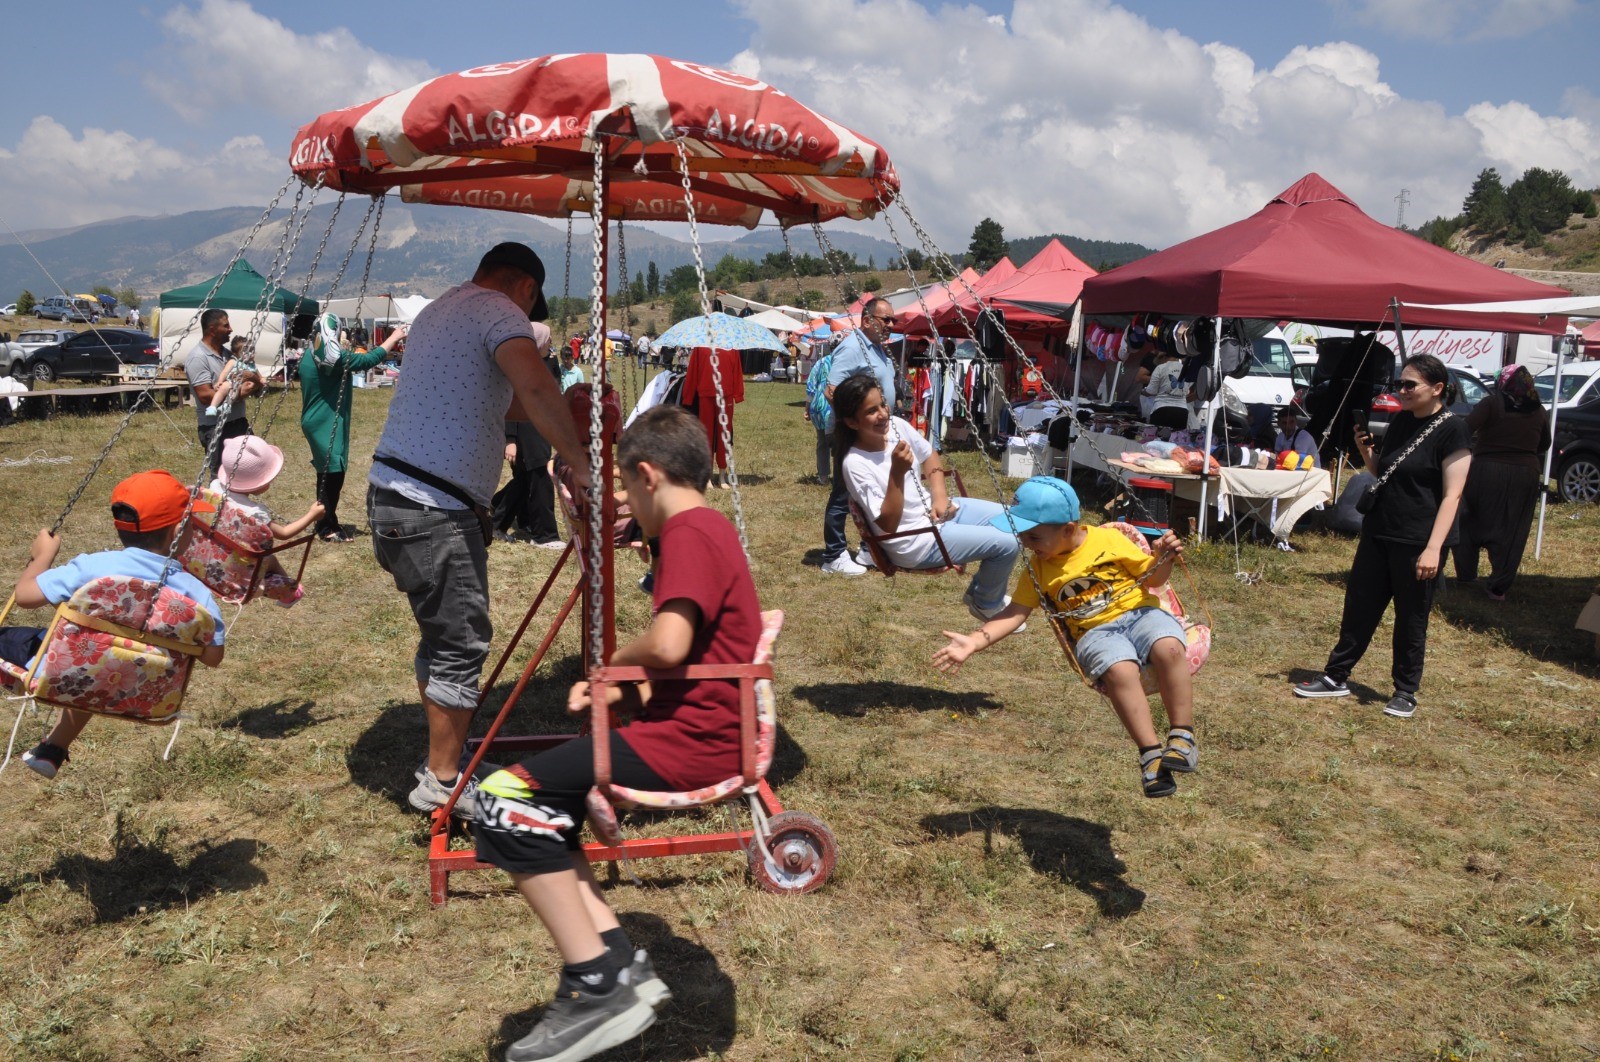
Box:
[747,810,837,894]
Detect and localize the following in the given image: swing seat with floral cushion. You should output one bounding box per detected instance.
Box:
[178,488,311,605]
[1051,522,1211,696]
[583,609,783,845]
[0,576,216,724]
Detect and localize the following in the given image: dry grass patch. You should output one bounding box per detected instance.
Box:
[0,376,1596,1059]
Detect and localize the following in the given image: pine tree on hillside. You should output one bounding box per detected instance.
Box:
[1461,168,1509,236]
[966,218,1006,271]
[1506,167,1586,243]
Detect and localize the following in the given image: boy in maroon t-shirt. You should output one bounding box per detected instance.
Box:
[474,405,760,1062]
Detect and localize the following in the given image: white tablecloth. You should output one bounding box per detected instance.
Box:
[1216,467,1332,539]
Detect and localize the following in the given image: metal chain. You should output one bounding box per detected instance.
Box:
[213,183,335,501]
[316,196,387,519]
[674,139,748,554]
[44,176,300,536]
[560,215,574,334]
[809,221,857,316]
[778,225,808,311]
[583,139,610,673]
[614,218,638,409]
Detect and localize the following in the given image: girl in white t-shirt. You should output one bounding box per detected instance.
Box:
[832,373,1019,620]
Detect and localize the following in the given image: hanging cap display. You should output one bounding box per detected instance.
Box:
[480,241,549,322]
[217,436,285,494]
[992,476,1081,533]
[110,470,214,532]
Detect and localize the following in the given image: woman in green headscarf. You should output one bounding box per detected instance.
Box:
[299,315,406,541]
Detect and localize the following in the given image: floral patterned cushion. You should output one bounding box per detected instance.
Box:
[28,576,215,724]
[1098,523,1210,695]
[178,489,273,604]
[586,610,785,835]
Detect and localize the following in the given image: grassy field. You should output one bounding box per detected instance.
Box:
[0,375,1597,1061]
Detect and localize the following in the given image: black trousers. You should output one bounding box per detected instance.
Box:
[197,417,253,477]
[473,734,667,875]
[315,470,346,537]
[491,434,558,541]
[1325,534,1441,697]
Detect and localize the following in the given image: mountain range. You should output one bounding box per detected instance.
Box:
[0,202,913,306]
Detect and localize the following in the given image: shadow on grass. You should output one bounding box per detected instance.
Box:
[728,472,774,486]
[488,912,734,1061]
[921,807,1144,919]
[793,681,1002,717]
[0,820,265,923]
[220,698,324,739]
[1300,569,1600,678]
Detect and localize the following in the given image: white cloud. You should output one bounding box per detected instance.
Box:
[0,117,282,228]
[1341,0,1580,41]
[729,0,1600,248]
[147,0,435,122]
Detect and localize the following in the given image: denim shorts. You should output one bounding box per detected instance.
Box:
[367,484,492,711]
[1074,606,1187,679]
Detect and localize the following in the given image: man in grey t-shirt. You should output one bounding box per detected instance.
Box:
[185,309,261,475]
[366,242,591,819]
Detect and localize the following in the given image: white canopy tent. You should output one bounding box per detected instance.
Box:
[1400,294,1600,559]
[154,308,286,368]
[322,293,432,322]
[745,308,812,334]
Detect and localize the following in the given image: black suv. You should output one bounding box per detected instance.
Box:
[26,329,159,382]
[1553,393,1600,503]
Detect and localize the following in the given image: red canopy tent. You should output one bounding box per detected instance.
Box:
[922,241,1095,335]
[1080,174,1569,334]
[891,266,980,334]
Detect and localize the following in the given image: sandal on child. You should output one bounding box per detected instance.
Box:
[1140,747,1176,798]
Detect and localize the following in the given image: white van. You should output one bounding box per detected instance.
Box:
[1221,327,1300,411]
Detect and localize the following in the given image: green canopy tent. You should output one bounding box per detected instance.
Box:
[155,261,318,366]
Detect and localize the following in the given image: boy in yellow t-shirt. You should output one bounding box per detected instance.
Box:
[933,476,1197,797]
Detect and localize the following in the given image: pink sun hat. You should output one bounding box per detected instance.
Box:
[218,435,284,494]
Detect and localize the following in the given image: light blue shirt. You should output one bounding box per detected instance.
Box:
[826,331,896,409]
[35,548,227,646]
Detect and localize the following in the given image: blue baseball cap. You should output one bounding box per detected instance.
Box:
[990,476,1080,533]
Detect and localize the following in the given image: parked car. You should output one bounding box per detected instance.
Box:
[1367,365,1487,440]
[25,328,159,382]
[1533,361,1600,410]
[34,296,95,322]
[1553,392,1600,503]
[0,303,16,316]
[8,329,76,374]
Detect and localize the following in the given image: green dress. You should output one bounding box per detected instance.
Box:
[299,347,389,473]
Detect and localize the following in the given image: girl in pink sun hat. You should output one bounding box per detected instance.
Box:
[209,435,323,606]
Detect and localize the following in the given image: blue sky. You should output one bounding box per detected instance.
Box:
[3,0,1597,248]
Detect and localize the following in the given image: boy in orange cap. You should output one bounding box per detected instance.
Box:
[1,470,228,778]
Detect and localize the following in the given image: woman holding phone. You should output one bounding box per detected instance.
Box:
[1293,354,1472,718]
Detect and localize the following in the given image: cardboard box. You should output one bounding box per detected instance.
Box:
[1001,442,1036,478]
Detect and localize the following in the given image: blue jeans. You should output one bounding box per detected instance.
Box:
[814,427,832,483]
[919,497,1019,610]
[822,474,851,562]
[1075,606,1186,680]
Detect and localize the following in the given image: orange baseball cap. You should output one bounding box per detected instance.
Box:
[110,470,214,532]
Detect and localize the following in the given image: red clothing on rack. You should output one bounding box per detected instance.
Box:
[681,346,746,469]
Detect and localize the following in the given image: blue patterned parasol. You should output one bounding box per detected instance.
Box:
[656,312,787,352]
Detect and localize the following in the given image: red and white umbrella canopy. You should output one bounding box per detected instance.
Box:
[289,53,897,228]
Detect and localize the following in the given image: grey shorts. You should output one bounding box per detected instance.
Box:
[367,484,492,711]
[1075,606,1187,680]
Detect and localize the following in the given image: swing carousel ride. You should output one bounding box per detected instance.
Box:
[289,52,902,901]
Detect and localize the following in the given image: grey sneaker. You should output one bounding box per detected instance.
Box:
[505,982,656,1062]
[1293,674,1350,698]
[1383,692,1417,719]
[625,949,672,1010]
[409,768,483,819]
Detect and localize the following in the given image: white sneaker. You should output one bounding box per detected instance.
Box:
[821,554,868,575]
[854,548,877,569]
[964,591,1012,622]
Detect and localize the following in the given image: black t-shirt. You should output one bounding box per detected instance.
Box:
[1363,410,1473,545]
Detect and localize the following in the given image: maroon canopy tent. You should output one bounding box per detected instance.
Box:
[1080,174,1569,334]
[981,239,1097,319]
